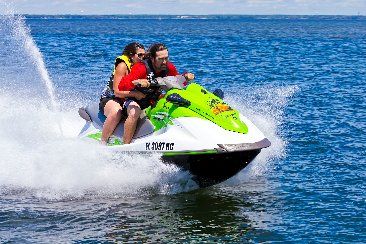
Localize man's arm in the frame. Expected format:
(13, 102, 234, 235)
(168, 62, 194, 81)
(167, 62, 179, 76)
(118, 63, 146, 91)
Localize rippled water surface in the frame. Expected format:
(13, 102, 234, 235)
(0, 14, 365, 242)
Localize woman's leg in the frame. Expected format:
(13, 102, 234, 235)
(101, 100, 123, 143)
(123, 101, 141, 144)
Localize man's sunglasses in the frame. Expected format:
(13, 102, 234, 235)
(137, 53, 145, 57)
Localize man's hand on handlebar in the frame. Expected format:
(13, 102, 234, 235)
(184, 72, 195, 81)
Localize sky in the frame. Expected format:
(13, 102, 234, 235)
(1, 0, 365, 15)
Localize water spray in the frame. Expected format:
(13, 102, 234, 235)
(1, 6, 63, 136)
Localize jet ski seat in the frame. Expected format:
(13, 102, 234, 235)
(78, 102, 155, 139)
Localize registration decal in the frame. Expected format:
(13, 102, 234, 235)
(146, 142, 175, 151)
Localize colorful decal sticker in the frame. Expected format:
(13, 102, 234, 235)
(208, 99, 232, 115)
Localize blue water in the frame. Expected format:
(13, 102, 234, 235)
(0, 14, 365, 243)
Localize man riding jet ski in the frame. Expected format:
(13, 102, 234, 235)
(101, 43, 195, 145)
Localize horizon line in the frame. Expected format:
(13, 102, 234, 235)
(3, 13, 365, 17)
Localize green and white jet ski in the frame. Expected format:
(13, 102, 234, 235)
(78, 76, 270, 187)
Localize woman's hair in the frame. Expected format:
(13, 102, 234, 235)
(123, 42, 145, 57)
(146, 43, 168, 59)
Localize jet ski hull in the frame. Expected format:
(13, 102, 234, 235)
(162, 149, 261, 187)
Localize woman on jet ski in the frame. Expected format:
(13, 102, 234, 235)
(99, 42, 146, 144)
(118, 43, 194, 144)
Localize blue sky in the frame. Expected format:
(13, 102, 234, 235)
(1, 0, 365, 15)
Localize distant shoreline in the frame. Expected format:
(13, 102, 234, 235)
(5, 14, 365, 20)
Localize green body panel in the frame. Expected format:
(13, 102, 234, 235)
(87, 132, 123, 146)
(146, 83, 248, 133)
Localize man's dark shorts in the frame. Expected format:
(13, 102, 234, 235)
(99, 97, 128, 118)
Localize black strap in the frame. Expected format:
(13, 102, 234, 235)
(109, 58, 128, 90)
(142, 59, 169, 82)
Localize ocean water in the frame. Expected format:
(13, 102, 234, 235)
(0, 11, 365, 243)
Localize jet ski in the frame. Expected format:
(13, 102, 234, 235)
(78, 76, 270, 187)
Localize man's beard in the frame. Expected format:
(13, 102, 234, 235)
(160, 64, 167, 70)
